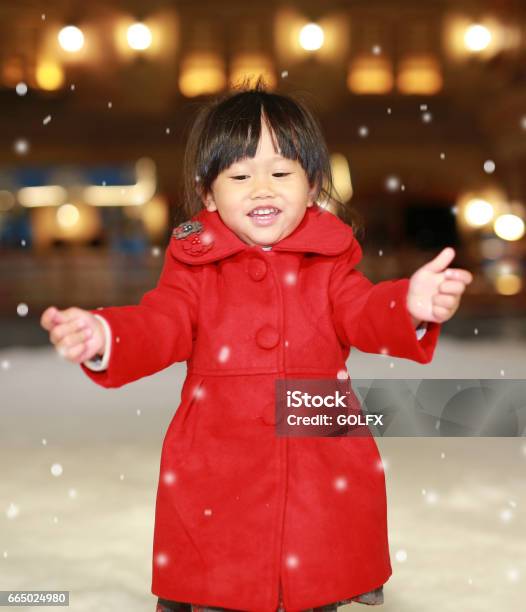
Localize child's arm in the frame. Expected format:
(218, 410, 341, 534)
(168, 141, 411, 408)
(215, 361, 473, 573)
(329, 239, 442, 363)
(42, 245, 200, 388)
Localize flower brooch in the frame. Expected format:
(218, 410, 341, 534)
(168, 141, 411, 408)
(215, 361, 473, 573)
(172, 220, 214, 256)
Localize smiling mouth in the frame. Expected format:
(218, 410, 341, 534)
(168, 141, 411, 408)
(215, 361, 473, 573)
(247, 206, 281, 217)
(247, 207, 281, 226)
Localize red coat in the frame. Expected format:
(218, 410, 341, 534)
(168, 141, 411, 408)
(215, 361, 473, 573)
(81, 204, 441, 611)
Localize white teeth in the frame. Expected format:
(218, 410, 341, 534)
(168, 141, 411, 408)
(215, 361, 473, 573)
(250, 207, 278, 216)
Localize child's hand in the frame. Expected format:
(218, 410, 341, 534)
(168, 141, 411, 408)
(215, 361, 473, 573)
(407, 247, 473, 324)
(40, 306, 106, 364)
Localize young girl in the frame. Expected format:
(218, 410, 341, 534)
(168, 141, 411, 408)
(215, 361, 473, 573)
(40, 78, 472, 612)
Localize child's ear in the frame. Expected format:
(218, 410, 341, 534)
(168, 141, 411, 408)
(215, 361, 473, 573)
(201, 189, 218, 212)
(307, 184, 318, 207)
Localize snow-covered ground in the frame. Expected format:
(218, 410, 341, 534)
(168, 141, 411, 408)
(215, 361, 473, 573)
(1, 336, 525, 611)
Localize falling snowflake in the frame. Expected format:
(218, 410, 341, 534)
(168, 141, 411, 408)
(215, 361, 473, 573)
(389, 362, 394, 368)
(500, 369, 505, 377)
(43, 115, 51, 125)
(336, 369, 348, 380)
(284, 271, 297, 285)
(6, 503, 19, 519)
(395, 549, 407, 562)
(520, 116, 526, 130)
(421, 112, 432, 123)
(165, 128, 170, 134)
(21, 239, 26, 246)
(450, 206, 458, 215)
(53, 516, 59, 524)
(136, 409, 141, 416)
(379, 249, 383, 256)
(281, 70, 288, 78)
(440, 152, 445, 159)
(507, 567, 520, 582)
(372, 45, 381, 55)
(218, 346, 231, 363)
(16, 82, 28, 96)
(51, 463, 63, 477)
(70, 84, 75, 91)
(483, 160, 495, 174)
(424, 489, 439, 504)
(1, 360, 10, 370)
(387, 107, 392, 115)
(17, 303, 28, 317)
(334, 476, 348, 491)
(440, 452, 446, 459)
(204, 508, 213, 516)
(68, 488, 77, 499)
(3, 551, 7, 558)
(119, 474, 125, 480)
(474, 328, 478, 335)
(499, 508, 513, 523)
(162, 471, 177, 485)
(14, 139, 29, 155)
(379, 347, 389, 355)
(377, 458, 389, 472)
(107, 101, 112, 109)
(389, 300, 396, 308)
(286, 554, 299, 568)
(358, 125, 369, 138)
(420, 104, 428, 111)
(41, 438, 47, 445)
(155, 552, 169, 567)
(151, 246, 161, 257)
(385, 175, 400, 192)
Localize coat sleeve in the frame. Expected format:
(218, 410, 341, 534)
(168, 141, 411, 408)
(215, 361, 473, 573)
(329, 238, 441, 364)
(79, 244, 200, 388)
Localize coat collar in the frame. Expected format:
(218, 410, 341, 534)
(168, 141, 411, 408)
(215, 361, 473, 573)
(170, 203, 354, 265)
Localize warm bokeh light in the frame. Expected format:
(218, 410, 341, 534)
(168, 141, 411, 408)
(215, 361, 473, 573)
(229, 54, 276, 90)
(464, 198, 494, 227)
(299, 23, 324, 51)
(495, 271, 522, 295)
(35, 60, 65, 90)
(347, 55, 393, 94)
(493, 214, 525, 241)
(330, 153, 353, 203)
(127, 23, 152, 50)
(56, 203, 80, 229)
(464, 24, 492, 52)
(397, 55, 443, 95)
(58, 25, 85, 53)
(179, 52, 226, 97)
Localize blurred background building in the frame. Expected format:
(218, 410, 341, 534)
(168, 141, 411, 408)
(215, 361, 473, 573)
(0, 0, 525, 344)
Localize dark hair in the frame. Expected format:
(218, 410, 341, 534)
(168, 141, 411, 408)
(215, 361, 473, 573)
(179, 76, 363, 238)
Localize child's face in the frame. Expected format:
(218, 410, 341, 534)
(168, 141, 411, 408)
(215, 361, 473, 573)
(202, 118, 317, 246)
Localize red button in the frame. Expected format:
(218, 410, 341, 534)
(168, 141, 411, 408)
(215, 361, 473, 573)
(255, 325, 280, 349)
(247, 257, 267, 281)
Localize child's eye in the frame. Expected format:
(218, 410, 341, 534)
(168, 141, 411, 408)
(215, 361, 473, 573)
(231, 175, 249, 180)
(273, 173, 291, 178)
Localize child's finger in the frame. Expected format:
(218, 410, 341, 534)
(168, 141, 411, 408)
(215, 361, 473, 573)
(439, 280, 466, 295)
(444, 268, 473, 284)
(40, 306, 60, 331)
(422, 247, 456, 273)
(60, 340, 87, 361)
(50, 318, 89, 345)
(56, 327, 93, 354)
(433, 293, 457, 309)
